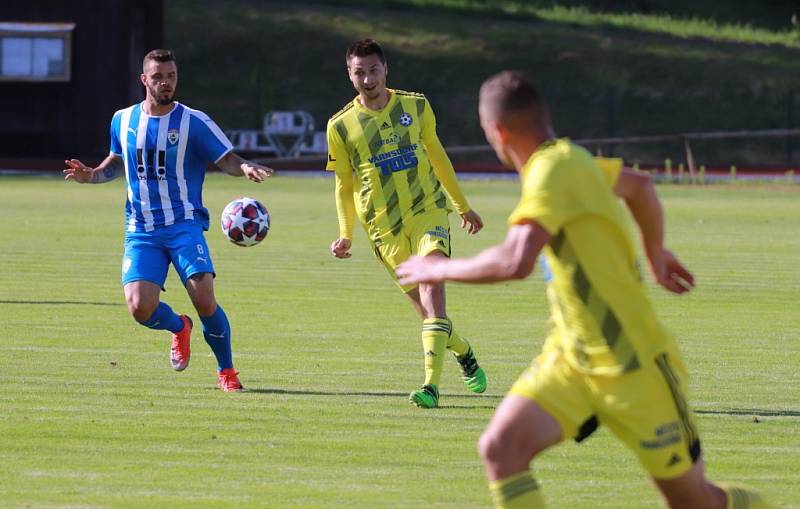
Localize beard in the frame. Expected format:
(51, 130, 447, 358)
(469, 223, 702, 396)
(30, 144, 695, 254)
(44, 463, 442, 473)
(148, 85, 175, 105)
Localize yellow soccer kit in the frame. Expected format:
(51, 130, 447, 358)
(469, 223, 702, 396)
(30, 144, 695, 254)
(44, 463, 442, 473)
(326, 89, 471, 290)
(508, 139, 701, 479)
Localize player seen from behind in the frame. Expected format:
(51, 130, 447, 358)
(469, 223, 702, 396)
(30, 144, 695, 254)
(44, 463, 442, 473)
(397, 70, 775, 509)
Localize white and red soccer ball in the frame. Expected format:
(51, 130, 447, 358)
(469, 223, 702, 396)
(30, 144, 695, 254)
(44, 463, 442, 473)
(220, 197, 270, 247)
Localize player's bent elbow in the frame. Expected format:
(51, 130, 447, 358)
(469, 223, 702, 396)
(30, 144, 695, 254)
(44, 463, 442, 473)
(507, 257, 535, 280)
(510, 268, 533, 280)
(511, 250, 536, 279)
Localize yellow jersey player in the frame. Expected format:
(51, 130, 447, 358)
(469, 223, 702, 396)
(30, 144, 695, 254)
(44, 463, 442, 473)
(397, 71, 774, 508)
(326, 39, 486, 408)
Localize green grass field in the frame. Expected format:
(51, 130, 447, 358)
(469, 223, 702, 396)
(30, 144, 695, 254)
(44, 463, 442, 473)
(1, 175, 798, 508)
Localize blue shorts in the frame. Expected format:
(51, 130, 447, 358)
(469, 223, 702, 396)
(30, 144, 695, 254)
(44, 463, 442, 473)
(122, 221, 216, 289)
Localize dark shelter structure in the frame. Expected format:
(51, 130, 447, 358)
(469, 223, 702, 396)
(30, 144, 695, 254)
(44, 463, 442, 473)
(0, 0, 162, 162)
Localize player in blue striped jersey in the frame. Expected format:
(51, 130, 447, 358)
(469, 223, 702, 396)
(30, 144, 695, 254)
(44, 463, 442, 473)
(64, 49, 274, 392)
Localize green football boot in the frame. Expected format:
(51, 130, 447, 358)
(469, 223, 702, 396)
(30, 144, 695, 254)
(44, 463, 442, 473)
(455, 348, 487, 394)
(409, 384, 439, 409)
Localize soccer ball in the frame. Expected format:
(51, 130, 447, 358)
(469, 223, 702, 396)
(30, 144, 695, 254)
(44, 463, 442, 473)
(220, 197, 270, 247)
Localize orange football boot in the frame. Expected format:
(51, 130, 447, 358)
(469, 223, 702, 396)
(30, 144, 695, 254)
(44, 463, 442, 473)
(170, 315, 192, 371)
(217, 368, 244, 392)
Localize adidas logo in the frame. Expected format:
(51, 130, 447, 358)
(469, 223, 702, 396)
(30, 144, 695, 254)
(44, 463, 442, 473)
(666, 454, 682, 467)
(380, 121, 391, 130)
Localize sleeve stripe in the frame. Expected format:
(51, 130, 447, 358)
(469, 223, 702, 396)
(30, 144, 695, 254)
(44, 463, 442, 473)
(190, 111, 233, 150)
(214, 146, 233, 164)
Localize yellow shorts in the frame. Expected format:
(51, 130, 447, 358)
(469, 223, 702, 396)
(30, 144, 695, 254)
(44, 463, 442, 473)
(510, 347, 701, 480)
(370, 208, 451, 292)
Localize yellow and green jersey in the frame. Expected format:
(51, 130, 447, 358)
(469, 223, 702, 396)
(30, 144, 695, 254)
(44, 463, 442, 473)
(509, 139, 674, 376)
(326, 89, 470, 242)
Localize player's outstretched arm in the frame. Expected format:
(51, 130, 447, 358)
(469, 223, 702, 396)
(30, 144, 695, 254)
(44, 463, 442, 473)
(397, 221, 549, 285)
(63, 155, 124, 184)
(613, 169, 695, 294)
(216, 151, 275, 182)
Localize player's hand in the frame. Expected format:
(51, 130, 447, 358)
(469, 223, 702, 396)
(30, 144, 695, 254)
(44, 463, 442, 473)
(241, 161, 275, 183)
(649, 249, 695, 294)
(396, 255, 446, 285)
(63, 159, 94, 183)
(460, 209, 484, 235)
(330, 238, 352, 259)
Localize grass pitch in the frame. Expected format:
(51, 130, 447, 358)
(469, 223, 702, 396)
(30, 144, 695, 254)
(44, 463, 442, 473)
(0, 175, 798, 508)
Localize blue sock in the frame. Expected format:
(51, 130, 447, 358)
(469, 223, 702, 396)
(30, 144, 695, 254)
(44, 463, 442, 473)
(200, 305, 233, 371)
(138, 302, 184, 333)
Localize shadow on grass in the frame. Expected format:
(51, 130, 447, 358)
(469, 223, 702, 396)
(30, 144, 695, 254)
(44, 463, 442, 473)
(0, 299, 122, 306)
(695, 408, 800, 418)
(244, 391, 799, 415)
(239, 390, 799, 415)
(437, 404, 501, 410)
(246, 387, 502, 403)
(248, 388, 409, 397)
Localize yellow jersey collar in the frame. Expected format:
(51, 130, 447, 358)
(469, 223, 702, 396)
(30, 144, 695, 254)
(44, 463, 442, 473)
(521, 137, 563, 179)
(353, 88, 396, 116)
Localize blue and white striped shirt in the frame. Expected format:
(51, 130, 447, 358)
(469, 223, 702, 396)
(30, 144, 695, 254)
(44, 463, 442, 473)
(109, 102, 232, 232)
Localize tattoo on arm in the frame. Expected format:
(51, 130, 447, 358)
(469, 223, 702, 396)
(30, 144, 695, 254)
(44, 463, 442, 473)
(91, 157, 124, 183)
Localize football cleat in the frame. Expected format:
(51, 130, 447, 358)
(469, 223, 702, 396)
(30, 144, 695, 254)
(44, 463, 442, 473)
(170, 315, 192, 371)
(217, 368, 244, 392)
(409, 384, 439, 408)
(455, 348, 487, 394)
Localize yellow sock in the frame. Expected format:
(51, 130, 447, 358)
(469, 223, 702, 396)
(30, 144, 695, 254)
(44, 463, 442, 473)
(489, 471, 546, 509)
(445, 319, 471, 357)
(720, 483, 775, 509)
(421, 318, 448, 387)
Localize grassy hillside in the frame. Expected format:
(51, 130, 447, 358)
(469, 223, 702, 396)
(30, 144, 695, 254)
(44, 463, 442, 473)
(325, 0, 800, 45)
(167, 0, 800, 165)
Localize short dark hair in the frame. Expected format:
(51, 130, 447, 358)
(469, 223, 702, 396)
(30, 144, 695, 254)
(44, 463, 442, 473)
(479, 70, 543, 123)
(143, 49, 176, 68)
(346, 39, 386, 65)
